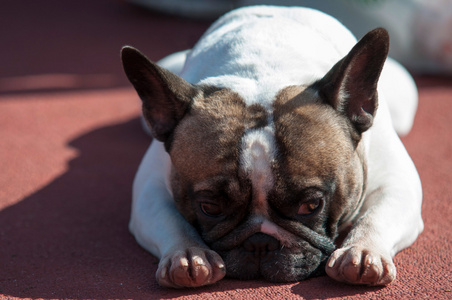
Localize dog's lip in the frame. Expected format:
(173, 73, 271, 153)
(208, 215, 336, 255)
(207, 216, 284, 251)
(258, 217, 299, 247)
(275, 218, 336, 254)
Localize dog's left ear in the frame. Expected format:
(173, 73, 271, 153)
(121, 46, 200, 142)
(314, 28, 389, 134)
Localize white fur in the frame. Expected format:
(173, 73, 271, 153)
(130, 6, 423, 286)
(240, 126, 276, 215)
(181, 6, 356, 108)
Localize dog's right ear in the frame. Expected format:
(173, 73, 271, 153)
(313, 28, 389, 136)
(121, 46, 199, 142)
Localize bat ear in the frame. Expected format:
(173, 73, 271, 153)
(121, 46, 200, 142)
(313, 28, 389, 134)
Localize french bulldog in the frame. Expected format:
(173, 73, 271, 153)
(121, 6, 423, 288)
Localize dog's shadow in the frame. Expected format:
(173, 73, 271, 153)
(0, 118, 158, 299)
(0, 117, 380, 299)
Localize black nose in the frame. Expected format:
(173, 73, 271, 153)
(243, 233, 280, 258)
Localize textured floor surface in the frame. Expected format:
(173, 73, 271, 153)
(1, 1, 451, 299)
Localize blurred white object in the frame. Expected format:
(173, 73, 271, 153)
(322, 0, 452, 74)
(414, 0, 452, 73)
(129, 0, 452, 74)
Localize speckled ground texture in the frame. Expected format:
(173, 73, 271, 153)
(1, 1, 451, 299)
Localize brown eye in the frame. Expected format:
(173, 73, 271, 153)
(200, 203, 222, 217)
(297, 198, 320, 215)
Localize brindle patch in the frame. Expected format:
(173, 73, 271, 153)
(170, 87, 269, 181)
(246, 104, 268, 130)
(169, 87, 269, 225)
(271, 85, 367, 240)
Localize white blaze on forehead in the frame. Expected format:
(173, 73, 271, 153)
(240, 126, 276, 214)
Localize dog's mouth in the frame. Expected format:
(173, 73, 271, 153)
(208, 221, 336, 282)
(216, 232, 332, 282)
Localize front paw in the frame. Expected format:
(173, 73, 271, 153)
(156, 246, 226, 288)
(325, 246, 396, 285)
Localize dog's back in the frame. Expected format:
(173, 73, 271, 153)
(181, 6, 356, 105)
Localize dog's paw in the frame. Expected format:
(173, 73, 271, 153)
(325, 246, 396, 286)
(156, 247, 226, 288)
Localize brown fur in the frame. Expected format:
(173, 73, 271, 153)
(169, 88, 270, 227)
(168, 83, 367, 245)
(271, 85, 367, 239)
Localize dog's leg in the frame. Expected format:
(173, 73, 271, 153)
(326, 100, 424, 285)
(130, 142, 226, 288)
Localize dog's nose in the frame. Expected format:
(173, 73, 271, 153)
(243, 233, 280, 258)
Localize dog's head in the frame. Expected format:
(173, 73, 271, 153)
(122, 28, 389, 282)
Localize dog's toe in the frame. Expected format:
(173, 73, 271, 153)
(156, 247, 226, 288)
(326, 246, 396, 286)
(361, 254, 382, 284)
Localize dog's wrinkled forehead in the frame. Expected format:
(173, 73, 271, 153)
(170, 85, 351, 188)
(170, 87, 268, 182)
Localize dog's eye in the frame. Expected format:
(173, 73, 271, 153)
(297, 198, 320, 215)
(200, 202, 222, 217)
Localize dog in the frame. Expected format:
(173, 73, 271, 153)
(121, 6, 424, 288)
